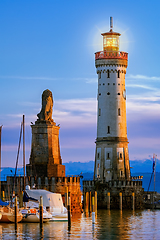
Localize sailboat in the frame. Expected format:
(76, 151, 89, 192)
(0, 120, 23, 223)
(144, 154, 159, 209)
(0, 206, 22, 223)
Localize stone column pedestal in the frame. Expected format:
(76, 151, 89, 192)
(26, 121, 65, 178)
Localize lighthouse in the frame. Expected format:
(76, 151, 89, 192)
(94, 17, 131, 182)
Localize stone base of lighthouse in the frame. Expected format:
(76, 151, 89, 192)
(26, 121, 65, 178)
(83, 178, 144, 209)
(94, 137, 130, 182)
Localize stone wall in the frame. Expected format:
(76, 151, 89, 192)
(83, 179, 144, 209)
(6, 176, 82, 212)
(7, 176, 80, 194)
(27, 122, 65, 178)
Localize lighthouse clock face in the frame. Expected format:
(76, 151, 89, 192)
(123, 89, 126, 100)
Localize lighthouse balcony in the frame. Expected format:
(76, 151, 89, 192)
(95, 51, 128, 60)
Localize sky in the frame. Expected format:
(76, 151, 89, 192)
(0, 0, 160, 167)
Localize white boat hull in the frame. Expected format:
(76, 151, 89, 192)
(51, 212, 68, 222)
(22, 213, 39, 223)
(21, 209, 52, 223)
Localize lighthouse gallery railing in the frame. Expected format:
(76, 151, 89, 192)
(95, 51, 128, 60)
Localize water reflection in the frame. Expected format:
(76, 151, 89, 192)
(0, 210, 159, 239)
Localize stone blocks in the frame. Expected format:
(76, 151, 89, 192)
(27, 121, 65, 178)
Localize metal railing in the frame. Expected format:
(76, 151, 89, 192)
(95, 51, 128, 60)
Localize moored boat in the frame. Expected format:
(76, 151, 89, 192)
(23, 187, 68, 222)
(21, 208, 52, 223)
(51, 212, 68, 222)
(0, 206, 22, 223)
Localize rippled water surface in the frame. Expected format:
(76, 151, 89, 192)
(0, 210, 160, 239)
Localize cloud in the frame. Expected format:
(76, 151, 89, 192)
(18, 102, 39, 107)
(61, 137, 95, 149)
(0, 76, 59, 81)
(0, 75, 97, 84)
(55, 98, 97, 113)
(2, 144, 31, 152)
(124, 73, 160, 121)
(127, 101, 160, 119)
(3, 89, 160, 130)
(128, 132, 160, 160)
(129, 137, 160, 149)
(54, 112, 97, 129)
(126, 83, 158, 91)
(83, 78, 97, 83)
(2, 98, 97, 129)
(53, 98, 97, 128)
(127, 74, 160, 81)
(0, 114, 37, 128)
(128, 95, 160, 102)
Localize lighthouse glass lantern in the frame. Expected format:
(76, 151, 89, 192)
(102, 32, 120, 52)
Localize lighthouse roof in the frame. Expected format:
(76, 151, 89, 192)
(101, 29, 121, 36)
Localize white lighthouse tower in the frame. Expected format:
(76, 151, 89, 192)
(94, 17, 130, 182)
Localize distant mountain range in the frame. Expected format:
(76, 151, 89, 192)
(64, 159, 160, 175)
(64, 161, 94, 176)
(1, 159, 159, 192)
(129, 159, 160, 173)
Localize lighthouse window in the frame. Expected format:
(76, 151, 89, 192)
(118, 93, 120, 95)
(107, 153, 110, 159)
(99, 108, 101, 116)
(99, 93, 101, 96)
(108, 83, 110, 85)
(98, 72, 101, 79)
(120, 153, 122, 159)
(113, 83, 115, 85)
(118, 70, 120, 78)
(107, 126, 110, 134)
(107, 70, 110, 78)
(107, 92, 110, 95)
(103, 83, 105, 85)
(118, 108, 121, 116)
(97, 153, 100, 159)
(118, 83, 120, 85)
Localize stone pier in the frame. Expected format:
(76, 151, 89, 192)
(83, 178, 144, 209)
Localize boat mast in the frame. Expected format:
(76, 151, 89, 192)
(23, 115, 25, 191)
(154, 154, 157, 195)
(12, 122, 23, 198)
(0, 125, 2, 197)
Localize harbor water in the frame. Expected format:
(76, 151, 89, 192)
(0, 209, 159, 239)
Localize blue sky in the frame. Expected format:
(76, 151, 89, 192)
(0, 0, 160, 167)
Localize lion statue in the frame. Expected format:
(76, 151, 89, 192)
(37, 89, 53, 122)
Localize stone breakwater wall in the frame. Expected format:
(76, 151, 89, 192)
(83, 180, 144, 209)
(7, 176, 81, 194)
(5, 176, 82, 212)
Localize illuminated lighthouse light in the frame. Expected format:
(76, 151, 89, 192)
(105, 37, 119, 49)
(103, 35, 120, 51)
